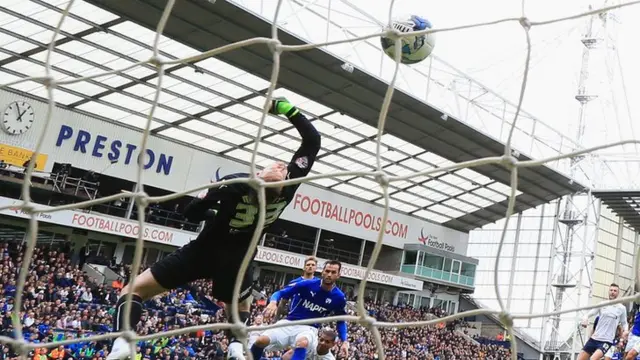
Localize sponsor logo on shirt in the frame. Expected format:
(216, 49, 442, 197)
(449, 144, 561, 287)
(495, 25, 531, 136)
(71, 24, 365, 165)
(302, 299, 327, 313)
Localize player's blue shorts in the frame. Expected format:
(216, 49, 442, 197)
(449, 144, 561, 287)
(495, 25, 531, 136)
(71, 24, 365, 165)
(582, 338, 612, 355)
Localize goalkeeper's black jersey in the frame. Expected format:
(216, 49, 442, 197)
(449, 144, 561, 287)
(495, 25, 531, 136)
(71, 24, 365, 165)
(182, 111, 320, 243)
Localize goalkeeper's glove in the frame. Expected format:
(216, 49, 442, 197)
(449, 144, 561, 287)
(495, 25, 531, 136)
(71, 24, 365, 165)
(269, 97, 299, 118)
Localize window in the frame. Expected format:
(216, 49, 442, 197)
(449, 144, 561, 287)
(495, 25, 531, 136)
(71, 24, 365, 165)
(403, 251, 418, 265)
(461, 263, 476, 277)
(423, 253, 444, 269)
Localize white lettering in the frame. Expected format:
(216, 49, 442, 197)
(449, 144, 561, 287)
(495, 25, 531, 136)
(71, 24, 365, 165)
(252, 249, 421, 289)
(255, 249, 303, 268)
(70, 213, 174, 243)
(293, 193, 409, 240)
(302, 299, 327, 313)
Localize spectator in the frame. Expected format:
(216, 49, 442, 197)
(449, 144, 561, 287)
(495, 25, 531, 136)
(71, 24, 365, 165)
(0, 239, 511, 360)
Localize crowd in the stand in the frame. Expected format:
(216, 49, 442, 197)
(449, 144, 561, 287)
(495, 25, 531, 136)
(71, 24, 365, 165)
(0, 240, 512, 360)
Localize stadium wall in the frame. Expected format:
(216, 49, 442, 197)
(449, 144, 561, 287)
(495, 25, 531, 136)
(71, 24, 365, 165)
(0, 196, 425, 291)
(0, 90, 470, 255)
(590, 203, 637, 305)
(466, 203, 557, 342)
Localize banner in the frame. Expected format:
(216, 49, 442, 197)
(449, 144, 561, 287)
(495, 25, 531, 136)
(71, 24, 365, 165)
(0, 143, 48, 171)
(0, 196, 423, 290)
(0, 196, 192, 246)
(255, 247, 423, 290)
(281, 185, 469, 255)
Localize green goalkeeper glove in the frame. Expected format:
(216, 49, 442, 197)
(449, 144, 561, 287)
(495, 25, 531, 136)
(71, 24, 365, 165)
(269, 97, 299, 118)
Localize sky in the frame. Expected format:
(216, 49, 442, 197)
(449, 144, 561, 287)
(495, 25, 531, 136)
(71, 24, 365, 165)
(231, 0, 640, 189)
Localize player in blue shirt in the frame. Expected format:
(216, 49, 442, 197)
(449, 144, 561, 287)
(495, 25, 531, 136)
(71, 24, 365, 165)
(288, 256, 319, 288)
(624, 303, 640, 360)
(278, 256, 318, 316)
(250, 260, 349, 360)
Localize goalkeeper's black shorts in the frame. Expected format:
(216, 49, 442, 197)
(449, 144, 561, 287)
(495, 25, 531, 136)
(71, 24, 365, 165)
(150, 237, 255, 303)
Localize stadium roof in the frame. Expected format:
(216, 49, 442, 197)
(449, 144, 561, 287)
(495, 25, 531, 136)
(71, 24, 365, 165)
(592, 190, 640, 232)
(0, 0, 586, 233)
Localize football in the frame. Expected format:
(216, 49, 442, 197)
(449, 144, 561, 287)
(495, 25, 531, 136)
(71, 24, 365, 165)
(380, 15, 436, 64)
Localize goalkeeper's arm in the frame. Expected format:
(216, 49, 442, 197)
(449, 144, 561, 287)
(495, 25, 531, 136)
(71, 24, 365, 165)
(269, 98, 321, 182)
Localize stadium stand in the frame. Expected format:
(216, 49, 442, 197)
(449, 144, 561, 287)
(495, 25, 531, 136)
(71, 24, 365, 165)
(0, 239, 513, 360)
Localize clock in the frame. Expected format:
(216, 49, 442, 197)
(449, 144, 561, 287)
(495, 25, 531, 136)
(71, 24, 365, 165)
(2, 101, 35, 135)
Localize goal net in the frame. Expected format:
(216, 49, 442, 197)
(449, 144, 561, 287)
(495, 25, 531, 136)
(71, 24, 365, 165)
(2, 0, 640, 359)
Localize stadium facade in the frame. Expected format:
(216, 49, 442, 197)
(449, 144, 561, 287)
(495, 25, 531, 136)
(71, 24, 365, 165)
(0, 87, 471, 312)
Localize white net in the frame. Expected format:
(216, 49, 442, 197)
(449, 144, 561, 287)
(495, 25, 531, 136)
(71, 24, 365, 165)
(2, 0, 640, 359)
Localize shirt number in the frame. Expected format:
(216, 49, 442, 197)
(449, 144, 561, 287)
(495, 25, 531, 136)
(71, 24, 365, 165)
(229, 201, 287, 228)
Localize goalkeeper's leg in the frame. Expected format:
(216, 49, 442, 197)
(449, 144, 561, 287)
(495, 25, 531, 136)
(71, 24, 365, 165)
(108, 241, 208, 360)
(216, 263, 256, 360)
(225, 297, 253, 360)
(108, 269, 164, 360)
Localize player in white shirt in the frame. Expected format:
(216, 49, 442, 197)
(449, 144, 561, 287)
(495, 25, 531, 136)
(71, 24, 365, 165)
(588, 315, 626, 360)
(282, 329, 337, 360)
(247, 315, 266, 349)
(579, 283, 629, 360)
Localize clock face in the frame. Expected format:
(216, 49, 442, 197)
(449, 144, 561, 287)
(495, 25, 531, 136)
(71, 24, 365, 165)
(2, 101, 35, 135)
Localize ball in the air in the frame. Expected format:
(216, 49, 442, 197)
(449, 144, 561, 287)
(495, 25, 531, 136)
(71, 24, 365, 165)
(380, 15, 435, 64)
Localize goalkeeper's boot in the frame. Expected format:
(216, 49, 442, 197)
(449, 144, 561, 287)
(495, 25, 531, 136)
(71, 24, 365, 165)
(268, 97, 298, 117)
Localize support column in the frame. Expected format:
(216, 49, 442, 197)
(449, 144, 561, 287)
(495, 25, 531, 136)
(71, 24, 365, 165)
(125, 184, 136, 220)
(70, 234, 88, 266)
(528, 203, 546, 328)
(541, 200, 562, 353)
(506, 213, 523, 312)
(632, 232, 639, 293)
(114, 243, 126, 264)
(358, 239, 366, 266)
(312, 228, 321, 256)
(614, 217, 624, 284)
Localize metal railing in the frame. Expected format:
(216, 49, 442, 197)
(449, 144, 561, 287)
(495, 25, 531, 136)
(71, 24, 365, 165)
(264, 234, 369, 266)
(88, 202, 200, 232)
(0, 165, 99, 200)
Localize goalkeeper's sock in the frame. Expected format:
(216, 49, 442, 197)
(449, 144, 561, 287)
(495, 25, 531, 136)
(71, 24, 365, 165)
(113, 294, 143, 332)
(291, 347, 307, 360)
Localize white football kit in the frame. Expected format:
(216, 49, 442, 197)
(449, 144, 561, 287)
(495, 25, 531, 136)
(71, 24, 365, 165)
(587, 303, 628, 342)
(306, 347, 335, 360)
(252, 320, 334, 359)
(262, 319, 319, 353)
(628, 333, 640, 353)
(248, 326, 276, 353)
(301, 330, 335, 360)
